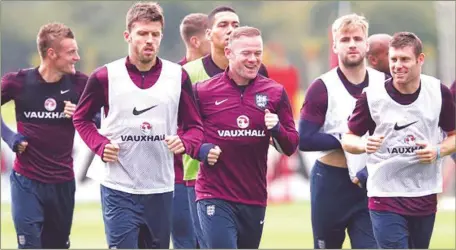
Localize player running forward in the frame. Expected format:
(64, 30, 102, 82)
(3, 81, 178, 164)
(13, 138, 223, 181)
(72, 2, 203, 249)
(172, 12, 210, 249)
(299, 13, 384, 249)
(1, 22, 87, 249)
(194, 26, 298, 249)
(182, 7, 269, 247)
(342, 31, 456, 249)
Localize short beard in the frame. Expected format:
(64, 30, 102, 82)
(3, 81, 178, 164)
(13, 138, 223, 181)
(139, 57, 153, 64)
(341, 57, 364, 68)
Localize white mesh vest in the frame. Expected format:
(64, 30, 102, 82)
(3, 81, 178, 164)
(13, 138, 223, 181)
(317, 67, 385, 179)
(365, 74, 443, 197)
(88, 58, 181, 194)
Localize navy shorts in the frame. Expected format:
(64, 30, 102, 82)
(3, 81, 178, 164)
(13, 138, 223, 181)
(171, 183, 196, 248)
(197, 198, 266, 249)
(310, 161, 377, 249)
(187, 185, 206, 248)
(100, 185, 173, 249)
(370, 210, 436, 249)
(10, 170, 75, 249)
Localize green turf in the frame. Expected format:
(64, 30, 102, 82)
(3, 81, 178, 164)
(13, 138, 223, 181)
(1, 202, 454, 249)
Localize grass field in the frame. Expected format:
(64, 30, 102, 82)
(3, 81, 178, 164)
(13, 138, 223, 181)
(1, 202, 455, 249)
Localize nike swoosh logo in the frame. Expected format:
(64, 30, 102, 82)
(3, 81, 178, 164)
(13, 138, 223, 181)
(132, 105, 157, 115)
(394, 121, 418, 131)
(61, 90, 70, 94)
(215, 99, 228, 106)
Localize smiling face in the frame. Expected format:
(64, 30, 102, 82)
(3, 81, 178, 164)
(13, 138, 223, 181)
(388, 32, 424, 86)
(226, 35, 263, 80)
(37, 23, 80, 75)
(225, 27, 263, 84)
(50, 38, 80, 75)
(389, 45, 424, 86)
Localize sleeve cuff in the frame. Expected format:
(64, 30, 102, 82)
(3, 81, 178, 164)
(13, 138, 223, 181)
(269, 122, 281, 136)
(12, 134, 27, 152)
(97, 140, 110, 161)
(356, 166, 368, 188)
(198, 143, 215, 163)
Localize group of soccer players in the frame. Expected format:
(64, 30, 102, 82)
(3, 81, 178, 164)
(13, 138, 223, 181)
(1, 1, 455, 249)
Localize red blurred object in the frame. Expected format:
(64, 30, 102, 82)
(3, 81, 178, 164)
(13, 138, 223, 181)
(1, 151, 6, 173)
(267, 66, 299, 111)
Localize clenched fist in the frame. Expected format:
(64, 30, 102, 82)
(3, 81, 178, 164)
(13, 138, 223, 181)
(103, 143, 120, 162)
(165, 135, 185, 154)
(15, 141, 28, 154)
(64, 101, 76, 118)
(415, 141, 438, 164)
(207, 146, 222, 166)
(365, 136, 384, 154)
(264, 109, 279, 130)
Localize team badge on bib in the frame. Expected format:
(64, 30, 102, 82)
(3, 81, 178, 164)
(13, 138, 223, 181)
(140, 122, 152, 135)
(255, 93, 268, 109)
(44, 98, 57, 111)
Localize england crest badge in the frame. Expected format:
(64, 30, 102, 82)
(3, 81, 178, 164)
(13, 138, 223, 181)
(255, 93, 268, 109)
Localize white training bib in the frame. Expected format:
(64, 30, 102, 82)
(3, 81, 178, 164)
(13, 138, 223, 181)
(365, 74, 443, 197)
(87, 58, 181, 194)
(317, 67, 385, 179)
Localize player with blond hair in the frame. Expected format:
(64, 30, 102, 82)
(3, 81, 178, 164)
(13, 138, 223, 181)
(299, 13, 386, 249)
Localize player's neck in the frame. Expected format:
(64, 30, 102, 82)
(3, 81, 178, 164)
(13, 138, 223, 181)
(38, 63, 64, 83)
(339, 63, 366, 85)
(227, 69, 249, 86)
(393, 76, 421, 94)
(185, 48, 205, 62)
(211, 47, 228, 70)
(130, 54, 157, 72)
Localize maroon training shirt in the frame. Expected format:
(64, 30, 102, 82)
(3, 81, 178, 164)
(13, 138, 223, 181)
(184, 54, 269, 187)
(194, 69, 298, 206)
(1, 68, 88, 183)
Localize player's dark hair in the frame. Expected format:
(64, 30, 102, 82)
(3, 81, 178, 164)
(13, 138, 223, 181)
(126, 1, 164, 32)
(390, 32, 423, 58)
(208, 6, 236, 28)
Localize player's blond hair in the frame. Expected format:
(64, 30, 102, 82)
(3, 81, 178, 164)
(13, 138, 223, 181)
(332, 13, 369, 42)
(126, 1, 164, 32)
(37, 22, 75, 59)
(228, 26, 261, 45)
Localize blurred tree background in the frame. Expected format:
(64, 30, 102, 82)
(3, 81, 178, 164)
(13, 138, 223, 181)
(1, 1, 453, 88)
